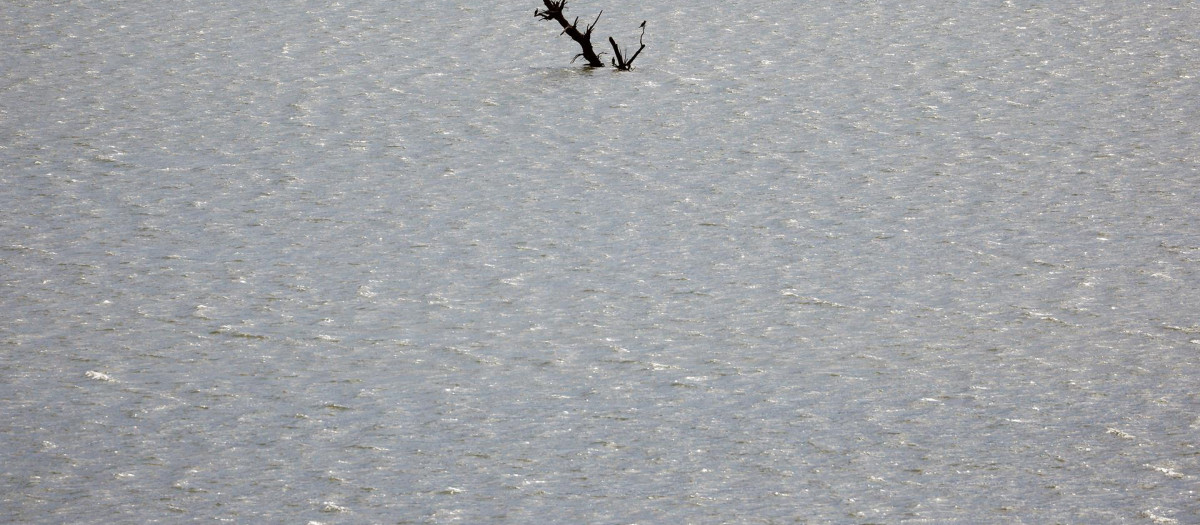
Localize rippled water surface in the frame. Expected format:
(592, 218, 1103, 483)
(3, 0, 1199, 522)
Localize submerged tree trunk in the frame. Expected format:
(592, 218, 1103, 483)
(534, 0, 605, 67)
(535, 0, 646, 70)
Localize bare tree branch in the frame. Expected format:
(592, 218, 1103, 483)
(609, 21, 646, 70)
(534, 1, 646, 70)
(534, 0, 604, 67)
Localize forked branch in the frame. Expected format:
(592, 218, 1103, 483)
(609, 21, 646, 70)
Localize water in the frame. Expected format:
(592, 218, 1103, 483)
(3, 0, 1198, 522)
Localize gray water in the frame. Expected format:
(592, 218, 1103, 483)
(3, 0, 1199, 523)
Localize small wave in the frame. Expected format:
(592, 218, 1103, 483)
(84, 370, 113, 382)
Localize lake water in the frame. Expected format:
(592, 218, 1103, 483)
(3, 0, 1199, 522)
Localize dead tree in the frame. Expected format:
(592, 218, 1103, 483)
(609, 21, 646, 70)
(534, 0, 646, 70)
(534, 0, 605, 67)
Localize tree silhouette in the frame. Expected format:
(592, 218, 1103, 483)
(534, 0, 646, 70)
